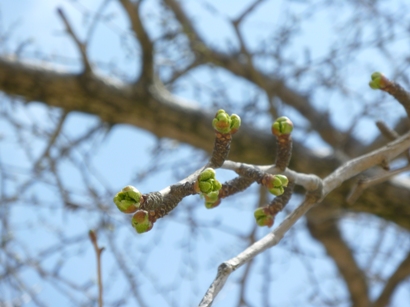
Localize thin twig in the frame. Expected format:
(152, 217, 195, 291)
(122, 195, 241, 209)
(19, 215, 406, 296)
(370, 251, 410, 307)
(57, 8, 92, 73)
(375, 120, 400, 140)
(375, 120, 410, 163)
(198, 193, 321, 307)
(119, 0, 154, 80)
(346, 164, 410, 205)
(89, 230, 104, 307)
(34, 111, 69, 171)
(306, 210, 370, 307)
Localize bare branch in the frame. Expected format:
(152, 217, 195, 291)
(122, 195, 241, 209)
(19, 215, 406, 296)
(200, 129, 410, 305)
(323, 131, 410, 197)
(34, 111, 69, 170)
(371, 251, 410, 307)
(233, 0, 267, 26)
(162, 0, 363, 158)
(163, 0, 205, 48)
(199, 193, 321, 307)
(89, 230, 105, 307)
(375, 120, 410, 163)
(119, 0, 154, 81)
(376, 120, 400, 140)
(307, 209, 370, 307)
(57, 8, 92, 73)
(347, 164, 410, 205)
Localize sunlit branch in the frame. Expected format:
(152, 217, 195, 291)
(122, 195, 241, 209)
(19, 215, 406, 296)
(199, 129, 410, 306)
(198, 193, 321, 307)
(323, 131, 410, 196)
(347, 164, 410, 205)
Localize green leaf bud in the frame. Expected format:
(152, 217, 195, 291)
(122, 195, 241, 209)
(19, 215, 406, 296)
(196, 168, 221, 194)
(369, 72, 383, 90)
(213, 179, 222, 191)
(269, 186, 284, 196)
(113, 185, 142, 214)
(199, 181, 213, 194)
(212, 109, 232, 134)
(131, 210, 153, 233)
(205, 202, 217, 209)
(271, 116, 293, 136)
(199, 168, 216, 181)
(265, 174, 288, 196)
(204, 192, 221, 209)
(229, 114, 241, 134)
(254, 207, 274, 227)
(204, 191, 219, 203)
(275, 174, 289, 187)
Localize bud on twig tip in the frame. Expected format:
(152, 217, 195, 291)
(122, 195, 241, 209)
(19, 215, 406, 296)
(272, 117, 293, 136)
(212, 109, 241, 134)
(254, 207, 274, 227)
(113, 185, 142, 214)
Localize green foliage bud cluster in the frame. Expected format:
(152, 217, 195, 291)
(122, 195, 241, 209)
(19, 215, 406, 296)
(271, 116, 293, 136)
(265, 174, 288, 196)
(196, 168, 222, 209)
(369, 72, 383, 90)
(254, 207, 274, 227)
(212, 109, 241, 134)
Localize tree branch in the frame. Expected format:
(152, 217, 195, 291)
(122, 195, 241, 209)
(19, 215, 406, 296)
(119, 0, 154, 81)
(199, 131, 410, 306)
(88, 230, 104, 307)
(371, 251, 410, 307)
(162, 0, 360, 155)
(306, 209, 370, 307)
(1, 56, 410, 230)
(57, 8, 92, 73)
(199, 194, 322, 307)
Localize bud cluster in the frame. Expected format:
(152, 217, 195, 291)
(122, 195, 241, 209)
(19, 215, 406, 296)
(194, 168, 222, 209)
(212, 109, 241, 135)
(113, 111, 298, 233)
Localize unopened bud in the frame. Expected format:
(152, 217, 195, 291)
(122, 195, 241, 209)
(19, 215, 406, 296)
(113, 185, 142, 213)
(272, 116, 293, 136)
(131, 210, 153, 233)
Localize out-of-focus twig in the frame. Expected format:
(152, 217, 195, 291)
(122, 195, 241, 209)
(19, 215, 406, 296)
(89, 230, 105, 307)
(347, 164, 410, 205)
(370, 251, 410, 307)
(57, 8, 92, 73)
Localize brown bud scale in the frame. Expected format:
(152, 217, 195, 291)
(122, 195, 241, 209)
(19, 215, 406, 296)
(209, 132, 232, 168)
(265, 181, 295, 216)
(275, 134, 292, 171)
